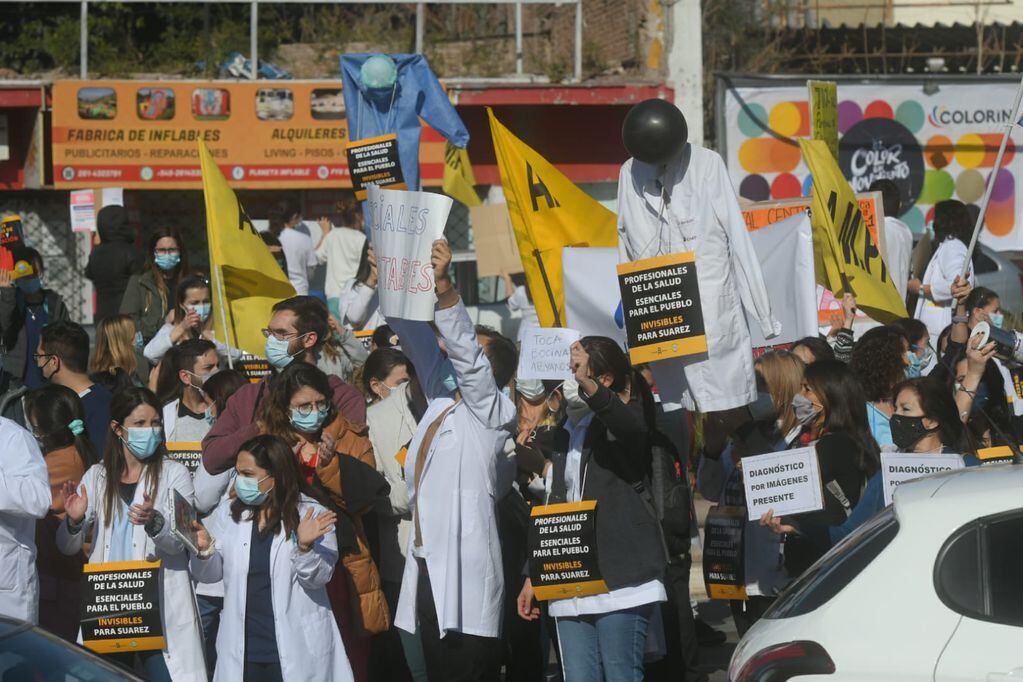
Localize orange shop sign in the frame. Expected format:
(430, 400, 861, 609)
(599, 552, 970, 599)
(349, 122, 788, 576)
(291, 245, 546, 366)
(51, 80, 445, 189)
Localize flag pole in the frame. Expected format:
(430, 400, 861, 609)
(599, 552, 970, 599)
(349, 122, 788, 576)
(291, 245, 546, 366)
(961, 74, 1023, 278)
(213, 262, 235, 370)
(532, 248, 562, 327)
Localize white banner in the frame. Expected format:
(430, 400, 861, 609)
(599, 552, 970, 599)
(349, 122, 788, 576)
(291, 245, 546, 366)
(722, 78, 1023, 249)
(367, 186, 452, 321)
(742, 446, 824, 521)
(746, 213, 818, 348)
(563, 247, 628, 350)
(517, 327, 580, 381)
(880, 452, 965, 505)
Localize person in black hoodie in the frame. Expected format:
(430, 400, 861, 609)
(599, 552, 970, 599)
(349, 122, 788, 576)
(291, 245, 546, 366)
(517, 337, 666, 682)
(85, 205, 139, 325)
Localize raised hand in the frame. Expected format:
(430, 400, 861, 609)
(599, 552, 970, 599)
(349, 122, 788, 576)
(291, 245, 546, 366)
(570, 341, 591, 383)
(431, 239, 452, 285)
(297, 508, 337, 552)
(63, 481, 88, 523)
(366, 245, 379, 289)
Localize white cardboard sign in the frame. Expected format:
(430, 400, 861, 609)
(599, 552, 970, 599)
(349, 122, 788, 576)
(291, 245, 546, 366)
(367, 186, 452, 322)
(880, 452, 965, 506)
(517, 327, 581, 381)
(742, 446, 824, 521)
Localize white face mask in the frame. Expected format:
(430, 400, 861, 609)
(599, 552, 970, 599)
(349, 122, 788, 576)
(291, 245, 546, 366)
(562, 378, 591, 425)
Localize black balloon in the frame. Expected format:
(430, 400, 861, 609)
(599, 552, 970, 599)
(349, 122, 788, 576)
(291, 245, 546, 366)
(622, 99, 688, 165)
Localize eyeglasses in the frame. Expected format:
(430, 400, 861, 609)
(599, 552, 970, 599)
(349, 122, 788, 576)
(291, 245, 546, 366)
(292, 400, 327, 416)
(261, 328, 300, 341)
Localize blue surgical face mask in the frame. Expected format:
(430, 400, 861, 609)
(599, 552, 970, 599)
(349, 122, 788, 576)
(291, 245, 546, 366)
(16, 276, 41, 294)
(121, 426, 162, 460)
(204, 405, 216, 426)
(989, 312, 1005, 329)
(133, 331, 145, 351)
(906, 351, 923, 378)
(190, 303, 212, 322)
(154, 253, 181, 271)
(290, 406, 329, 433)
(265, 333, 308, 370)
(235, 474, 272, 506)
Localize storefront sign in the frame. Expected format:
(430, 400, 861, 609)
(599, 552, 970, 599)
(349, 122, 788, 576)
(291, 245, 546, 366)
(52, 80, 444, 189)
(527, 500, 608, 601)
(742, 446, 824, 521)
(81, 560, 164, 654)
(617, 252, 706, 365)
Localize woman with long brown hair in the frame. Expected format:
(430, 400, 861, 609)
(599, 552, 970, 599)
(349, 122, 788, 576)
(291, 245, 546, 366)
(144, 274, 240, 365)
(90, 313, 149, 391)
(56, 387, 205, 680)
(119, 227, 190, 343)
(191, 434, 352, 682)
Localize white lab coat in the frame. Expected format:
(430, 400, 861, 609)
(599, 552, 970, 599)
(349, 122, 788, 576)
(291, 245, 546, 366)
(143, 323, 242, 365)
(366, 382, 417, 584)
(389, 297, 517, 639)
(339, 279, 384, 331)
(883, 216, 914, 302)
(190, 495, 353, 682)
(56, 460, 206, 682)
(914, 238, 975, 343)
(0, 419, 51, 623)
(616, 145, 780, 412)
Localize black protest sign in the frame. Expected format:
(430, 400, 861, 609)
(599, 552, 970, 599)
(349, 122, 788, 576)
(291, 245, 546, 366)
(346, 133, 406, 200)
(237, 353, 271, 384)
(616, 251, 707, 365)
(0, 215, 24, 249)
(702, 506, 747, 601)
(527, 500, 608, 601)
(81, 560, 164, 654)
(165, 442, 202, 474)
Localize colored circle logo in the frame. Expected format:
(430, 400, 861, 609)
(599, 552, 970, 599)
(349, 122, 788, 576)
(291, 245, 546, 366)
(838, 117, 925, 209)
(62, 167, 75, 181)
(232, 167, 245, 181)
(140, 166, 154, 181)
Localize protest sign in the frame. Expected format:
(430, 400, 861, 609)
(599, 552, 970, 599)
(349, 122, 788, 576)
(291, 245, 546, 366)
(471, 203, 522, 278)
(70, 189, 97, 232)
(346, 133, 406, 200)
(703, 506, 747, 600)
(237, 354, 272, 384)
(517, 327, 580, 381)
(563, 247, 627, 350)
(977, 446, 1020, 463)
(165, 442, 202, 473)
(880, 453, 965, 505)
(746, 213, 817, 349)
(81, 560, 164, 654)
(742, 446, 824, 521)
(0, 215, 23, 249)
(367, 186, 452, 321)
(616, 252, 706, 365)
(808, 80, 839, 160)
(527, 500, 608, 601)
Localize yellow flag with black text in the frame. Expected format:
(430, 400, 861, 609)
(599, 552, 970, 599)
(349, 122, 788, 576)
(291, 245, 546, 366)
(800, 139, 908, 322)
(487, 108, 618, 327)
(442, 142, 481, 207)
(199, 139, 296, 356)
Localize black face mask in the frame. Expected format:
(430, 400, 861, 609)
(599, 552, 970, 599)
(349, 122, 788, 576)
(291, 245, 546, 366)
(889, 414, 938, 451)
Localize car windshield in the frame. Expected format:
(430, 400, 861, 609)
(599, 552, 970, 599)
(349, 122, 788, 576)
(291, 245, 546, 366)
(0, 621, 140, 680)
(765, 506, 899, 619)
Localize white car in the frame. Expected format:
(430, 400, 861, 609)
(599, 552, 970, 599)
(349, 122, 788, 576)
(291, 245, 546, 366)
(729, 462, 1023, 681)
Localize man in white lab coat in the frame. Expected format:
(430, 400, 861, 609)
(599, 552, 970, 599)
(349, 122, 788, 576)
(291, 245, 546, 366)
(388, 239, 517, 681)
(617, 142, 781, 414)
(0, 416, 52, 624)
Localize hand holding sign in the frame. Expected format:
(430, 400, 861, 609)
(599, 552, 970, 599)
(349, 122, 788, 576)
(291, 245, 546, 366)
(297, 508, 337, 552)
(759, 509, 797, 535)
(0, 248, 13, 287)
(570, 341, 591, 383)
(192, 521, 212, 554)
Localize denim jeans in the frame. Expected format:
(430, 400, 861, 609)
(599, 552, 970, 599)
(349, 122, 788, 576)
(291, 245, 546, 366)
(556, 604, 655, 682)
(196, 594, 223, 677)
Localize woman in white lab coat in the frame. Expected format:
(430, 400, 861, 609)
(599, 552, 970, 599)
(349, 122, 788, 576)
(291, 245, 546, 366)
(0, 417, 51, 624)
(910, 199, 975, 342)
(190, 434, 353, 682)
(616, 144, 780, 413)
(57, 386, 205, 681)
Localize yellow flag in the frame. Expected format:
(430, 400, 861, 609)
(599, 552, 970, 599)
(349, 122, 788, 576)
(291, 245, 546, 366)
(442, 142, 481, 207)
(199, 140, 296, 356)
(800, 139, 908, 322)
(487, 108, 617, 327)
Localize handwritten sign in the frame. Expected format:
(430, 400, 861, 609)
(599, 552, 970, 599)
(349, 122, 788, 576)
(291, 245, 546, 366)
(703, 505, 747, 600)
(808, 80, 838, 160)
(880, 452, 965, 505)
(346, 133, 406, 200)
(81, 560, 164, 654)
(742, 446, 824, 521)
(527, 500, 608, 601)
(165, 442, 202, 474)
(616, 251, 706, 365)
(367, 186, 452, 322)
(517, 328, 580, 381)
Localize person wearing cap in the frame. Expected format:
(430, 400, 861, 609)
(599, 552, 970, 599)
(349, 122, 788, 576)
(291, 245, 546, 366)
(85, 205, 140, 326)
